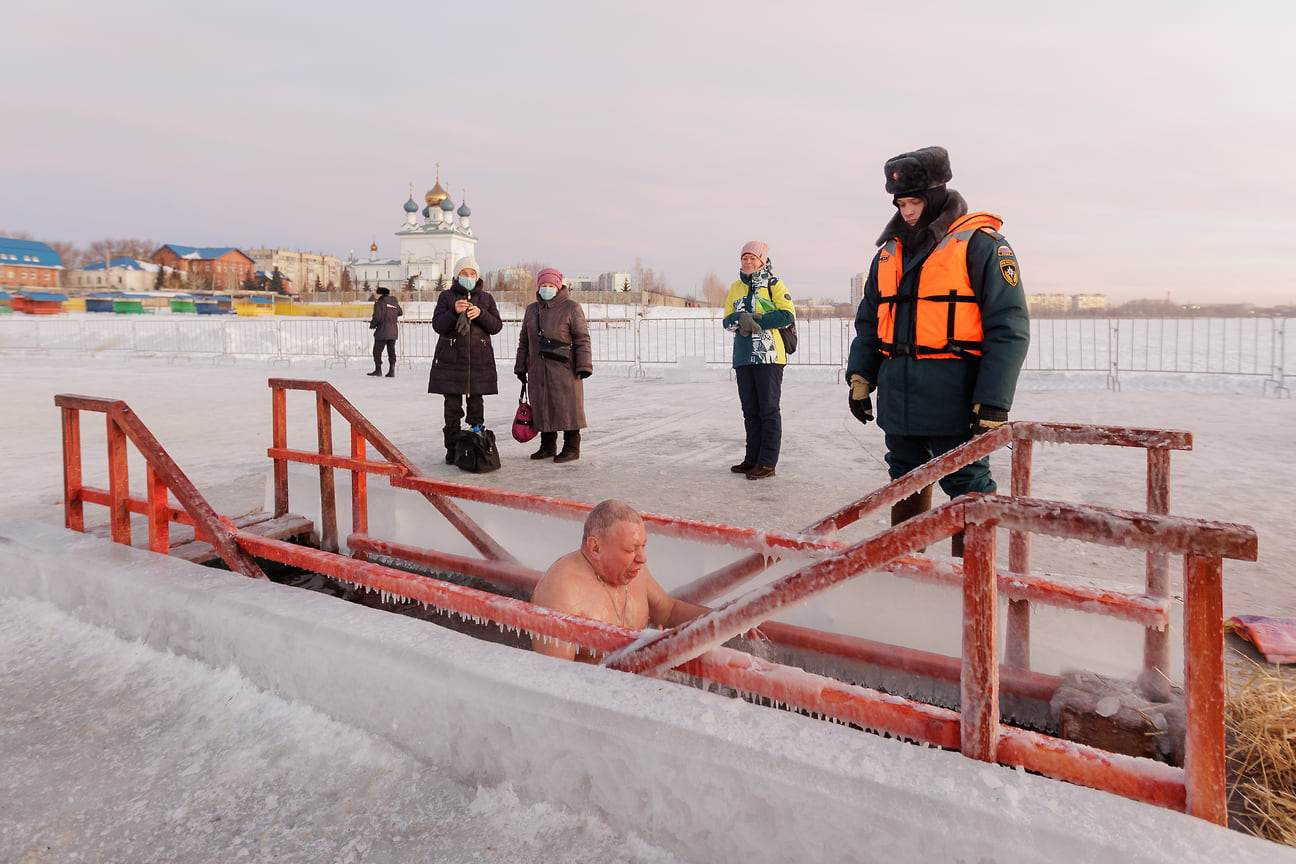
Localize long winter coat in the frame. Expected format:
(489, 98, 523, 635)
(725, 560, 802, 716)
(369, 295, 402, 341)
(846, 190, 1030, 436)
(514, 286, 593, 432)
(426, 280, 502, 396)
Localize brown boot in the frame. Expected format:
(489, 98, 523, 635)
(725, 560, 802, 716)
(890, 484, 933, 553)
(554, 430, 581, 463)
(530, 432, 558, 460)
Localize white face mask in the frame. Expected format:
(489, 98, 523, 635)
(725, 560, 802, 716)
(538, 285, 558, 301)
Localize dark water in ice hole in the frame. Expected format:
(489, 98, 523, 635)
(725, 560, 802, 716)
(257, 555, 538, 651)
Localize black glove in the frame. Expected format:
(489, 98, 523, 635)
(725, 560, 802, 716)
(578, 370, 591, 379)
(971, 403, 1009, 435)
(516, 371, 527, 384)
(848, 375, 874, 426)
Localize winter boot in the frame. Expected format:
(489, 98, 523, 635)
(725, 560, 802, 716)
(530, 432, 558, 460)
(366, 365, 382, 377)
(890, 484, 933, 553)
(444, 428, 459, 465)
(385, 365, 395, 378)
(554, 430, 581, 464)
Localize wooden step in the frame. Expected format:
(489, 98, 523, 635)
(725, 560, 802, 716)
(87, 511, 316, 564)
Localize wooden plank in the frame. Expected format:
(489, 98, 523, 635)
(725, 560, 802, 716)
(171, 513, 316, 564)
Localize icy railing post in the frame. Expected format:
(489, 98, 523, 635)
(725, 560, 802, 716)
(272, 386, 289, 517)
(107, 412, 131, 545)
(60, 405, 84, 532)
(145, 462, 170, 554)
(1140, 446, 1173, 701)
(1005, 435, 1033, 669)
(350, 426, 369, 556)
(960, 520, 1000, 762)
(316, 390, 339, 553)
(1183, 554, 1226, 825)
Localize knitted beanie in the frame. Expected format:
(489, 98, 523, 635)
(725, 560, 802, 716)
(740, 241, 769, 265)
(537, 267, 564, 287)
(453, 256, 479, 277)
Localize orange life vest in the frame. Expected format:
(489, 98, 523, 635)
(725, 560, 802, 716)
(876, 212, 1003, 359)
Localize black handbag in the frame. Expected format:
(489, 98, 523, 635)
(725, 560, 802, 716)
(453, 427, 501, 474)
(538, 327, 572, 363)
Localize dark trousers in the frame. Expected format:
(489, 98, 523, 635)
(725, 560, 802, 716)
(735, 364, 783, 467)
(373, 339, 396, 368)
(883, 432, 996, 497)
(443, 394, 485, 447)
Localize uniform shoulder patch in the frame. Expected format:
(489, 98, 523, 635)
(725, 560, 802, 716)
(999, 259, 1019, 287)
(997, 244, 1013, 257)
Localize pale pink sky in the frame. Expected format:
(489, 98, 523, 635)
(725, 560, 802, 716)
(2, 0, 1292, 304)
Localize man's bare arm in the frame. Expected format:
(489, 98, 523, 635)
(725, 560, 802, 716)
(645, 573, 708, 629)
(530, 567, 586, 661)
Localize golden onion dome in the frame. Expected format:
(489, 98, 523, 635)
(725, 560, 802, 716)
(425, 181, 448, 206)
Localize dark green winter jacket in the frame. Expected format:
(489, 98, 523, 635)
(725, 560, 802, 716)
(846, 192, 1030, 436)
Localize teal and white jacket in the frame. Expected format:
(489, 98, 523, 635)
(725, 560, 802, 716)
(722, 276, 796, 367)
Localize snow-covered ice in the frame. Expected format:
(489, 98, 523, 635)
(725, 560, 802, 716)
(1, 340, 1295, 862)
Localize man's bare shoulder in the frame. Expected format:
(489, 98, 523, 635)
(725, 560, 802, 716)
(532, 552, 593, 615)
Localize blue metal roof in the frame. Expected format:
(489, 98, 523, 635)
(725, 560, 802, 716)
(18, 291, 68, 301)
(156, 244, 251, 262)
(0, 237, 63, 268)
(84, 257, 157, 271)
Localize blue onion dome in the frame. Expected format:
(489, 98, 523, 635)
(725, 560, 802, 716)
(422, 206, 430, 218)
(457, 201, 471, 217)
(403, 196, 419, 213)
(439, 196, 455, 212)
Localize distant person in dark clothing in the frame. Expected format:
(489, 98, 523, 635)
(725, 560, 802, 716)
(368, 287, 403, 377)
(427, 257, 503, 464)
(515, 268, 593, 464)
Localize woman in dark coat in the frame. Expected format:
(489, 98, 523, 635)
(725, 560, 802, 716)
(514, 267, 592, 463)
(427, 256, 503, 464)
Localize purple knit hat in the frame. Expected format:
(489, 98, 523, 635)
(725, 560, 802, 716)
(537, 267, 564, 288)
(740, 241, 769, 265)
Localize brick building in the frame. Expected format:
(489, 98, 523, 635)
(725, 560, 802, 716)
(152, 244, 255, 292)
(0, 237, 63, 290)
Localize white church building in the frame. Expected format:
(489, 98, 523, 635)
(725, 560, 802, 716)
(348, 170, 477, 292)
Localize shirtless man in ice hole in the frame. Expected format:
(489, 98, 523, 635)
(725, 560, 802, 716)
(531, 499, 706, 663)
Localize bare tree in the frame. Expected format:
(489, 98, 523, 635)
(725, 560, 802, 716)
(632, 258, 671, 297)
(45, 240, 84, 270)
(700, 271, 728, 308)
(87, 238, 157, 265)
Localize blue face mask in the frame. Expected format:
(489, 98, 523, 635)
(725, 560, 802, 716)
(457, 275, 476, 291)
(538, 285, 558, 301)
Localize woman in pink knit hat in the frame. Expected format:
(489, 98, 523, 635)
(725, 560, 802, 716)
(722, 241, 797, 480)
(514, 267, 593, 463)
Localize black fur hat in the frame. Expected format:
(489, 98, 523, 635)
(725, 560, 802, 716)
(883, 146, 952, 197)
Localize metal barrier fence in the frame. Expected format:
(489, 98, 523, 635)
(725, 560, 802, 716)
(0, 314, 1289, 394)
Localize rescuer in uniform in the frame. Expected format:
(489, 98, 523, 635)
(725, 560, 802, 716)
(845, 146, 1029, 552)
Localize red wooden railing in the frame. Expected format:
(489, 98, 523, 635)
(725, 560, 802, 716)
(56, 379, 1258, 824)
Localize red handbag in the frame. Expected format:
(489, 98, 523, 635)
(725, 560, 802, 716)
(512, 385, 538, 443)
